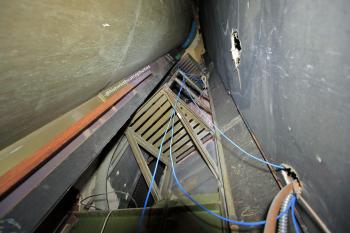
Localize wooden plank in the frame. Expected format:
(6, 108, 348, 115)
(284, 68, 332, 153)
(142, 108, 173, 141)
(177, 102, 212, 133)
(161, 128, 187, 152)
(175, 146, 196, 162)
(173, 142, 195, 160)
(198, 130, 210, 140)
(175, 134, 213, 163)
(132, 95, 168, 131)
(153, 118, 182, 147)
(130, 129, 168, 166)
(137, 101, 172, 135)
(131, 91, 163, 124)
(164, 133, 191, 154)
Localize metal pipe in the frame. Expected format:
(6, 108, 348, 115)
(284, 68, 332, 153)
(278, 193, 293, 233)
(298, 196, 331, 233)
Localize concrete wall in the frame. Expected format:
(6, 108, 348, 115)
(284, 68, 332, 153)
(0, 0, 192, 149)
(200, 0, 350, 232)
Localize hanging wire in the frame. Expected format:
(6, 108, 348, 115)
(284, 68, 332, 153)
(80, 191, 138, 210)
(139, 74, 297, 231)
(178, 70, 285, 170)
(137, 76, 186, 233)
(168, 101, 297, 226)
(99, 210, 113, 233)
(138, 71, 299, 233)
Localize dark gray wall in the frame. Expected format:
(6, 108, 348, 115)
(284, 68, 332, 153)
(0, 0, 192, 149)
(200, 0, 350, 232)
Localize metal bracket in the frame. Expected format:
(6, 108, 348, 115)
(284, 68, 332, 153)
(125, 129, 161, 201)
(164, 88, 220, 180)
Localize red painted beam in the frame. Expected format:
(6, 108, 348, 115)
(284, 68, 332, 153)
(0, 71, 151, 198)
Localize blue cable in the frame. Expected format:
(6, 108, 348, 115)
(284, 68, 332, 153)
(168, 108, 296, 226)
(178, 70, 284, 170)
(139, 72, 293, 230)
(292, 198, 301, 233)
(137, 77, 186, 232)
(182, 20, 197, 49)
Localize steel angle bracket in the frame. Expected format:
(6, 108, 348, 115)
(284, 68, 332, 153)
(125, 129, 162, 201)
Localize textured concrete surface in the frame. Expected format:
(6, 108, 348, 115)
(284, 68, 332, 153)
(200, 0, 350, 231)
(0, 0, 192, 149)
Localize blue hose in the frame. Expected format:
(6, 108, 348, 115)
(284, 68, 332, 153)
(182, 20, 197, 49)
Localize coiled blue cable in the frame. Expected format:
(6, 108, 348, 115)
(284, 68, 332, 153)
(178, 70, 284, 170)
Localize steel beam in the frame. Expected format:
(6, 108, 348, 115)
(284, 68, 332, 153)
(164, 89, 219, 180)
(125, 129, 161, 201)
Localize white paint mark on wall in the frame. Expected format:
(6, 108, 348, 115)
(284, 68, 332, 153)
(102, 23, 111, 27)
(9, 145, 23, 154)
(223, 20, 230, 36)
(306, 64, 314, 70)
(269, 103, 273, 114)
(274, 65, 289, 77)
